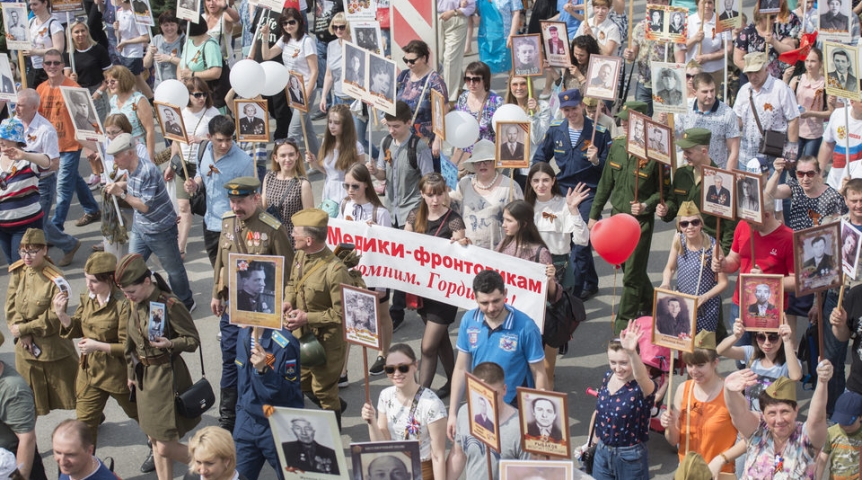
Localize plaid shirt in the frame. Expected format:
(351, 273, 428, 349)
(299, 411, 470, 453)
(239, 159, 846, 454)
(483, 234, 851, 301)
(127, 157, 177, 234)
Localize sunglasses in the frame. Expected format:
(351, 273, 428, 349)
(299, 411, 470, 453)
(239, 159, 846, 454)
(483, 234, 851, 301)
(43, 61, 63, 66)
(686, 74, 695, 79)
(464, 75, 483, 84)
(756, 332, 780, 343)
(342, 182, 362, 191)
(333, 24, 346, 31)
(283, 19, 298, 26)
(403, 57, 419, 65)
(679, 219, 702, 228)
(796, 170, 817, 178)
(190, 92, 206, 98)
(384, 363, 411, 375)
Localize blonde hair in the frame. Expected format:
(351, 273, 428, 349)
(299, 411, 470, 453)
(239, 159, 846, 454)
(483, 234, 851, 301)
(70, 21, 97, 49)
(328, 12, 349, 39)
(188, 427, 237, 475)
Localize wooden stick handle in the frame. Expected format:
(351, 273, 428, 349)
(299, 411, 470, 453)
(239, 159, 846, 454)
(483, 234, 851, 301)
(299, 111, 311, 154)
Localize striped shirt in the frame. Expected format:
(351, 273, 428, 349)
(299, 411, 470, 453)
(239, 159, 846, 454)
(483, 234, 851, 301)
(0, 160, 44, 228)
(126, 157, 177, 234)
(568, 127, 582, 147)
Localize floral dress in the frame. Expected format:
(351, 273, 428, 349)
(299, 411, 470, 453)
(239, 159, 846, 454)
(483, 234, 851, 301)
(675, 233, 719, 333)
(734, 16, 801, 79)
(743, 419, 817, 479)
(455, 90, 503, 153)
(377, 386, 446, 461)
(396, 69, 448, 142)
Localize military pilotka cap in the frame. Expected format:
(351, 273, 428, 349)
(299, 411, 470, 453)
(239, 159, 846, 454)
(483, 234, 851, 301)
(84, 252, 118, 276)
(106, 133, 134, 155)
(615, 101, 648, 120)
(693, 330, 716, 350)
(292, 208, 329, 228)
(114, 253, 150, 288)
(676, 128, 711, 149)
(678, 201, 701, 217)
(764, 376, 797, 402)
(21, 228, 46, 246)
(674, 451, 712, 480)
(582, 96, 598, 107)
(743, 52, 768, 73)
(224, 176, 260, 197)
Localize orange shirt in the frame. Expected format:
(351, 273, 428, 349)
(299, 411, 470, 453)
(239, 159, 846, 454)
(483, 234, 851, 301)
(36, 77, 81, 153)
(678, 379, 739, 473)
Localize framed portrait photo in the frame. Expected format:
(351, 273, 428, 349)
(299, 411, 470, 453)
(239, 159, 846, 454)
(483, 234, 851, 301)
(496, 121, 531, 169)
(759, 0, 780, 14)
(131, 0, 154, 26)
(235, 100, 270, 141)
(367, 52, 397, 116)
(584, 55, 621, 101)
(841, 220, 862, 279)
(701, 166, 736, 221)
(734, 170, 764, 225)
(431, 89, 446, 141)
(341, 284, 380, 349)
(652, 288, 698, 352)
(795, 222, 843, 296)
(0, 54, 16, 102)
(350, 441, 422, 480)
(2, 3, 31, 50)
(228, 253, 284, 330)
(342, 41, 368, 100)
(739, 274, 784, 332)
(717, 0, 741, 31)
(511, 34, 544, 77)
(645, 119, 672, 165)
(148, 301, 165, 341)
(651, 62, 687, 114)
(269, 407, 347, 478)
(59, 86, 104, 143)
(499, 460, 573, 480)
(824, 42, 860, 101)
(285, 72, 308, 114)
(176, 0, 201, 23)
(516, 387, 570, 458)
(819, 0, 852, 40)
(51, 0, 83, 12)
(466, 373, 500, 452)
(645, 4, 666, 40)
(351, 21, 382, 55)
(665, 7, 688, 42)
(626, 111, 648, 159)
(540, 21, 570, 68)
(155, 102, 187, 143)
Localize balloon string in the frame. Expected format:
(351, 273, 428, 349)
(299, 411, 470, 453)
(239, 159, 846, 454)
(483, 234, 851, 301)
(610, 266, 618, 334)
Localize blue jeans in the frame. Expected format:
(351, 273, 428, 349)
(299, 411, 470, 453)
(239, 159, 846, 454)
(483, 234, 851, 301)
(822, 290, 848, 416)
(635, 82, 654, 118)
(234, 408, 285, 480)
(592, 441, 649, 480)
(220, 312, 240, 389)
(571, 195, 598, 295)
(799, 136, 822, 159)
(53, 150, 100, 230)
(354, 113, 381, 161)
(316, 39, 328, 93)
(0, 219, 41, 264)
(38, 174, 79, 253)
(129, 224, 194, 308)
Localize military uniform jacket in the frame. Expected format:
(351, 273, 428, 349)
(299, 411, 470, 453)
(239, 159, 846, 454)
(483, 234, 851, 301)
(590, 137, 666, 220)
(124, 288, 201, 441)
(661, 161, 737, 253)
(6, 261, 77, 362)
(235, 326, 303, 423)
(60, 288, 131, 394)
(212, 209, 295, 299)
(533, 117, 611, 190)
(284, 247, 352, 338)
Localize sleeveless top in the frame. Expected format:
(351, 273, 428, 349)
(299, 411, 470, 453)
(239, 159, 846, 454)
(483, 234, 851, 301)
(678, 380, 737, 473)
(109, 91, 146, 141)
(264, 171, 306, 246)
(675, 233, 719, 333)
(206, 15, 233, 61)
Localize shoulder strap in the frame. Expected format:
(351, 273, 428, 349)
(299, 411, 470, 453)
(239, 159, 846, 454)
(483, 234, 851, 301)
(197, 140, 209, 163)
(403, 386, 426, 440)
(160, 291, 206, 380)
(382, 134, 393, 154)
(408, 135, 420, 170)
(748, 89, 765, 135)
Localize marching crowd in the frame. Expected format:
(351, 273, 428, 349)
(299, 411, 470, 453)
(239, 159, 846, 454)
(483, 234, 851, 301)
(3, 0, 862, 478)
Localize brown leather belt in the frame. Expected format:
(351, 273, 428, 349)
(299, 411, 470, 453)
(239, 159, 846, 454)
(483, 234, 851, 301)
(139, 353, 170, 366)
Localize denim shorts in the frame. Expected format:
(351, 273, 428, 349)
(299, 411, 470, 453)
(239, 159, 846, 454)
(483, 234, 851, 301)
(120, 56, 144, 75)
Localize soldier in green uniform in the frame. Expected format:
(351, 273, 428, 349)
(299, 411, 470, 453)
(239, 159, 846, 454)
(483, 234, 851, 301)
(5, 228, 78, 416)
(210, 176, 295, 432)
(52, 252, 139, 446)
(589, 102, 667, 334)
(117, 253, 200, 480)
(282, 209, 352, 429)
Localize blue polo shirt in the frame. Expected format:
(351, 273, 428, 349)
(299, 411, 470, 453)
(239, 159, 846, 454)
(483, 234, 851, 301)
(196, 142, 255, 232)
(456, 304, 545, 403)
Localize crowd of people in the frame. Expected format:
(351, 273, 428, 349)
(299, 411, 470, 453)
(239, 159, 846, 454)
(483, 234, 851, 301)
(3, 0, 862, 478)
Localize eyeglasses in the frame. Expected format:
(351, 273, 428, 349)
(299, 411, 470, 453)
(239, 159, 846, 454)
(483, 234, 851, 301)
(403, 57, 419, 65)
(464, 75, 483, 84)
(686, 74, 696, 79)
(796, 170, 818, 178)
(43, 61, 63, 66)
(18, 249, 42, 257)
(106, 79, 118, 84)
(679, 219, 702, 228)
(342, 182, 361, 191)
(756, 332, 780, 343)
(333, 24, 346, 31)
(190, 92, 206, 98)
(283, 19, 298, 26)
(383, 363, 411, 375)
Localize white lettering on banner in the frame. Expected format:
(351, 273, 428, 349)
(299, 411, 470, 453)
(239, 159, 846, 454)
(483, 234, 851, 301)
(326, 218, 548, 330)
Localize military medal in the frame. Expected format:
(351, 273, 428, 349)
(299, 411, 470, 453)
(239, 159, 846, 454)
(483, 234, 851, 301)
(246, 231, 254, 246)
(261, 233, 268, 241)
(254, 232, 261, 246)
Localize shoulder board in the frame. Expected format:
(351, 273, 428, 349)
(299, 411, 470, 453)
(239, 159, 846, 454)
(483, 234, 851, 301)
(222, 211, 237, 219)
(42, 264, 64, 281)
(259, 211, 282, 229)
(550, 119, 564, 127)
(271, 331, 289, 349)
(7, 259, 24, 272)
(595, 124, 607, 133)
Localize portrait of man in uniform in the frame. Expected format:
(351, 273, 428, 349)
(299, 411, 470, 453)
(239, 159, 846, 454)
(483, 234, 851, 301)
(280, 418, 341, 475)
(512, 35, 543, 76)
(820, 0, 850, 31)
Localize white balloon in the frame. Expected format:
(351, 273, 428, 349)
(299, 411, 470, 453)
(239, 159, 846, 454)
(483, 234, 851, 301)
(491, 104, 529, 131)
(230, 59, 266, 99)
(260, 61, 289, 96)
(444, 111, 480, 149)
(153, 79, 189, 108)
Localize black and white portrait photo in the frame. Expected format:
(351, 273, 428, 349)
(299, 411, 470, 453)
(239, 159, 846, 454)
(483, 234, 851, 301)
(235, 260, 275, 314)
(842, 220, 862, 278)
(736, 173, 763, 224)
(718, 0, 739, 21)
(343, 42, 366, 88)
(176, 0, 200, 23)
(342, 285, 380, 349)
(148, 301, 165, 341)
(0, 54, 15, 101)
(131, 0, 154, 26)
(511, 34, 543, 77)
(350, 442, 422, 480)
(820, 0, 850, 31)
(648, 8, 664, 31)
(286, 72, 307, 113)
(499, 460, 573, 480)
(668, 11, 685, 34)
(645, 119, 671, 165)
(627, 111, 647, 159)
(651, 62, 687, 113)
(825, 42, 860, 99)
(2, 3, 30, 50)
(496, 121, 531, 168)
(518, 388, 570, 458)
(466, 373, 500, 451)
(155, 102, 187, 143)
(584, 55, 621, 101)
(759, 0, 780, 14)
(652, 288, 698, 352)
(270, 407, 346, 479)
(795, 223, 843, 296)
(234, 100, 270, 142)
(701, 166, 735, 220)
(60, 86, 103, 142)
(228, 254, 284, 329)
(368, 54, 395, 100)
(540, 22, 570, 67)
(352, 22, 381, 54)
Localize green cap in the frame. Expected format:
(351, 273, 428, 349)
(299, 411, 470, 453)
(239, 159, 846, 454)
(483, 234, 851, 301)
(694, 330, 716, 351)
(114, 254, 150, 288)
(615, 101, 649, 120)
(21, 228, 46, 247)
(292, 208, 329, 228)
(84, 252, 118, 276)
(675, 128, 712, 149)
(223, 176, 261, 197)
(765, 376, 797, 403)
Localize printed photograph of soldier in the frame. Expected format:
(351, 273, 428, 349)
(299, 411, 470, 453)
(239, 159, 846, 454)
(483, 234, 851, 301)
(235, 100, 269, 141)
(797, 228, 842, 295)
(2, 5, 28, 47)
(740, 275, 783, 331)
(235, 260, 276, 314)
(512, 35, 543, 76)
(842, 221, 862, 275)
(820, 0, 850, 32)
(343, 286, 379, 348)
(278, 416, 342, 476)
(585, 56, 620, 100)
(61, 87, 102, 139)
(344, 44, 367, 88)
(627, 111, 647, 158)
(702, 167, 735, 219)
(653, 66, 685, 109)
(156, 103, 186, 142)
(0, 55, 16, 100)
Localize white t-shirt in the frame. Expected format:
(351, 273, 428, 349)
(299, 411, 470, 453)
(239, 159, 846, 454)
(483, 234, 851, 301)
(180, 106, 220, 162)
(575, 17, 620, 54)
(29, 17, 64, 69)
(824, 106, 862, 189)
(377, 386, 446, 461)
(275, 35, 317, 88)
(680, 13, 729, 72)
(117, 8, 149, 58)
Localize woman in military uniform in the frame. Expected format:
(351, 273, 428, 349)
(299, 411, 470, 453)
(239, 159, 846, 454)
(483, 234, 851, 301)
(116, 253, 201, 480)
(5, 228, 78, 416)
(52, 252, 139, 446)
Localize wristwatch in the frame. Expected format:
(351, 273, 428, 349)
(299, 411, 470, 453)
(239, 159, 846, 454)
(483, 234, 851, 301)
(120, 191, 127, 200)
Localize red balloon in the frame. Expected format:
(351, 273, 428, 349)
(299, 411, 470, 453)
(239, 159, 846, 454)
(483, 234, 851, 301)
(591, 214, 641, 266)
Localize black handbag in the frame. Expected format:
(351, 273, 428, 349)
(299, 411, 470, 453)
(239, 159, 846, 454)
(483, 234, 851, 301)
(190, 182, 207, 217)
(173, 342, 215, 419)
(749, 89, 787, 158)
(580, 423, 597, 474)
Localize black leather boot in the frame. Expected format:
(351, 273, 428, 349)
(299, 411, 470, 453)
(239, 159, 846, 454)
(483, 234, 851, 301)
(218, 388, 238, 433)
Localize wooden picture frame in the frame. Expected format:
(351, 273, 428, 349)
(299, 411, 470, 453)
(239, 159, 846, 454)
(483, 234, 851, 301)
(794, 222, 843, 296)
(154, 101, 188, 144)
(349, 441, 422, 480)
(734, 170, 764, 226)
(235, 99, 270, 142)
(540, 21, 571, 68)
(341, 284, 380, 349)
(626, 111, 648, 159)
(466, 372, 501, 452)
(700, 165, 736, 221)
(511, 34, 544, 77)
(286, 72, 308, 113)
(652, 288, 698, 353)
(431, 89, 446, 141)
(495, 121, 531, 169)
(739, 274, 784, 332)
(824, 41, 861, 101)
(269, 407, 347, 478)
(60, 86, 105, 143)
(367, 52, 397, 116)
(516, 387, 570, 458)
(584, 55, 621, 101)
(841, 220, 862, 279)
(228, 253, 284, 330)
(342, 41, 367, 100)
(645, 119, 672, 165)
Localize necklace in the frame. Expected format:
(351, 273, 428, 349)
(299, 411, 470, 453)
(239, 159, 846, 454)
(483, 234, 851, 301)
(473, 171, 499, 190)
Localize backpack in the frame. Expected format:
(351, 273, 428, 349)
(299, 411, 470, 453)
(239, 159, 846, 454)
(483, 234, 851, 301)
(381, 134, 421, 171)
(534, 248, 585, 348)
